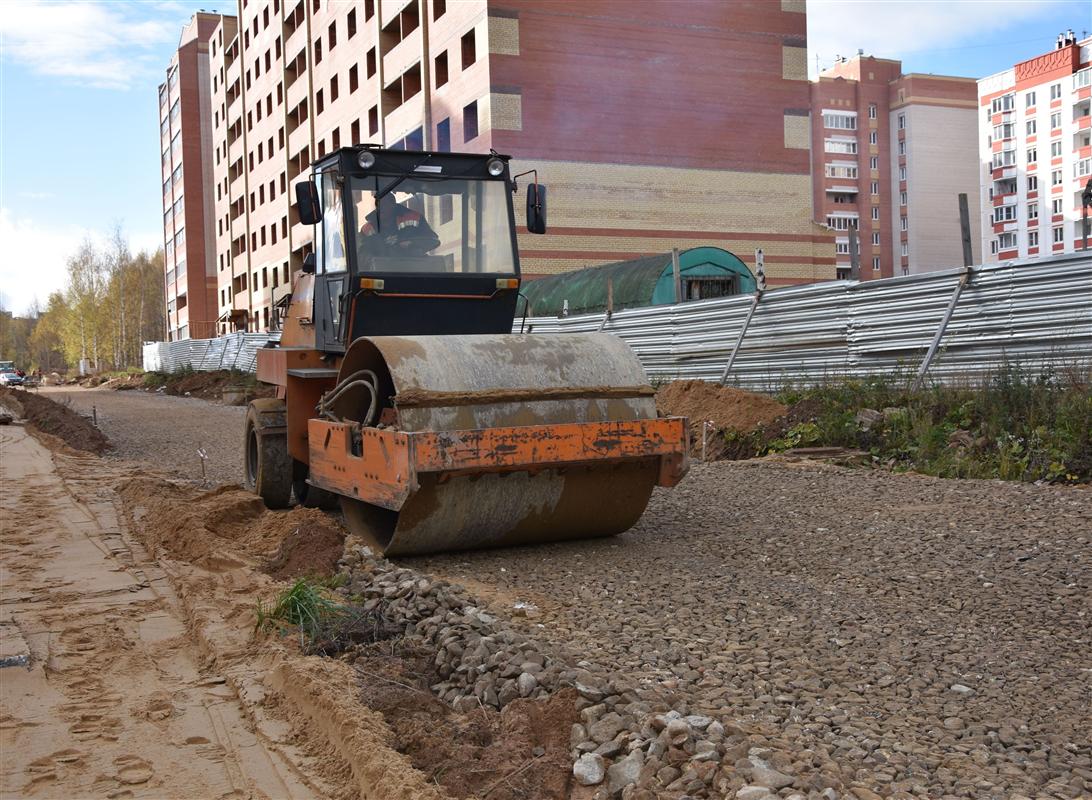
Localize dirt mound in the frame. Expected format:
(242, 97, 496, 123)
(656, 379, 786, 433)
(355, 644, 577, 800)
(264, 519, 346, 580)
(0, 387, 110, 454)
(116, 477, 344, 572)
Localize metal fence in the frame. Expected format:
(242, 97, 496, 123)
(519, 253, 1092, 390)
(142, 331, 281, 374)
(141, 253, 1090, 390)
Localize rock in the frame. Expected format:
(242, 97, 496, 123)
(589, 712, 626, 744)
(573, 753, 606, 786)
(684, 714, 713, 730)
(736, 786, 775, 800)
(572, 723, 589, 748)
(607, 751, 644, 796)
(452, 695, 479, 713)
(517, 671, 538, 697)
(576, 682, 606, 702)
(665, 718, 691, 743)
(855, 408, 883, 431)
(595, 739, 624, 759)
(943, 716, 965, 731)
(949, 683, 975, 696)
(751, 765, 794, 789)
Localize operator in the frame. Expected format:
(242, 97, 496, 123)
(358, 192, 440, 257)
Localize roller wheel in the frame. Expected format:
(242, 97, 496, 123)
(292, 459, 339, 509)
(339, 497, 398, 553)
(244, 403, 292, 509)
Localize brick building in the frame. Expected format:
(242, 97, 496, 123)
(158, 12, 229, 341)
(811, 53, 981, 279)
(186, 0, 834, 335)
(977, 32, 1091, 262)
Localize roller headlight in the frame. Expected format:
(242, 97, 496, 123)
(486, 157, 505, 177)
(357, 150, 376, 169)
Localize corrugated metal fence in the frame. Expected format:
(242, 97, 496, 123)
(143, 331, 281, 374)
(142, 253, 1090, 390)
(520, 253, 1092, 389)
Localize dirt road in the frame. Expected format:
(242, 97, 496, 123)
(0, 422, 312, 798)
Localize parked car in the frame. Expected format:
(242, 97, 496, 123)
(0, 368, 25, 387)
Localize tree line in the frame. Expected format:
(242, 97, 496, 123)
(0, 229, 165, 374)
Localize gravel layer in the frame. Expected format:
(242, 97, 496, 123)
(40, 386, 245, 486)
(49, 388, 1092, 798)
(413, 461, 1092, 799)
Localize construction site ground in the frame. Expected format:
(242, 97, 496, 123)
(2, 386, 1089, 800)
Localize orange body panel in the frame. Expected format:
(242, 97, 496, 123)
(307, 417, 689, 511)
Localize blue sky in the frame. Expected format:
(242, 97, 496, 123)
(1, 0, 1089, 314)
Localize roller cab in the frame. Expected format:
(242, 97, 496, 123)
(248, 146, 689, 555)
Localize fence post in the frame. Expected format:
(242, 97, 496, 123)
(848, 223, 860, 281)
(597, 276, 614, 332)
(911, 267, 972, 392)
(958, 193, 974, 267)
(718, 291, 763, 386)
(671, 248, 682, 303)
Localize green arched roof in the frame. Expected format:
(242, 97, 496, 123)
(521, 247, 756, 317)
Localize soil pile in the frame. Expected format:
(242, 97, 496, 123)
(154, 370, 275, 402)
(656, 380, 786, 433)
(264, 519, 346, 580)
(0, 387, 110, 454)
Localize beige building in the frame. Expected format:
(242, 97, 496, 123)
(201, 0, 834, 334)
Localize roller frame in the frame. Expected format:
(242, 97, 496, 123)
(307, 416, 688, 512)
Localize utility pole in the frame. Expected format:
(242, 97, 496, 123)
(958, 193, 974, 267)
(1082, 179, 1092, 251)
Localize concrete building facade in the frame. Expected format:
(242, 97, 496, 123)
(189, 0, 834, 334)
(159, 12, 227, 341)
(977, 33, 1092, 263)
(811, 54, 981, 279)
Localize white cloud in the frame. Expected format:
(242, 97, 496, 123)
(0, 209, 159, 315)
(807, 0, 1073, 78)
(0, 1, 176, 89)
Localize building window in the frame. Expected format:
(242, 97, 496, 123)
(872, 256, 881, 271)
(1027, 147, 1037, 164)
(1051, 169, 1062, 186)
(1028, 175, 1038, 192)
(897, 140, 906, 156)
(1052, 198, 1063, 214)
(823, 112, 857, 130)
(869, 130, 877, 145)
(330, 75, 339, 102)
(825, 215, 857, 231)
(835, 241, 850, 255)
(824, 163, 858, 179)
(868, 104, 876, 119)
(1028, 202, 1038, 219)
(1053, 226, 1064, 244)
(990, 94, 1014, 113)
(1029, 230, 1039, 247)
(436, 117, 450, 152)
(1026, 90, 1036, 107)
(316, 88, 324, 114)
(901, 242, 909, 257)
(1050, 140, 1062, 157)
(824, 138, 857, 154)
(1050, 112, 1061, 130)
(871, 232, 880, 246)
(900, 191, 907, 206)
(993, 205, 1016, 223)
(366, 47, 376, 78)
(435, 51, 448, 87)
(871, 206, 880, 220)
(899, 165, 906, 181)
(314, 38, 322, 64)
(997, 232, 1017, 249)
(1027, 119, 1036, 136)
(350, 119, 360, 142)
(870, 181, 879, 195)
(461, 29, 476, 69)
(328, 20, 337, 49)
(900, 215, 908, 230)
(1050, 83, 1062, 101)
(433, 0, 446, 19)
(463, 100, 478, 141)
(897, 113, 905, 130)
(368, 105, 378, 135)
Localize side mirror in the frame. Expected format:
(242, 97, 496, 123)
(295, 181, 321, 226)
(526, 184, 547, 234)
(301, 253, 316, 274)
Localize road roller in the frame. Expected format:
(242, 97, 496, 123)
(247, 145, 688, 556)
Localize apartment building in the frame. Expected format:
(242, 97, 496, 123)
(158, 12, 228, 340)
(193, 0, 833, 334)
(978, 32, 1092, 262)
(811, 53, 981, 279)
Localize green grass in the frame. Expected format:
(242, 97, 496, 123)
(727, 365, 1092, 484)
